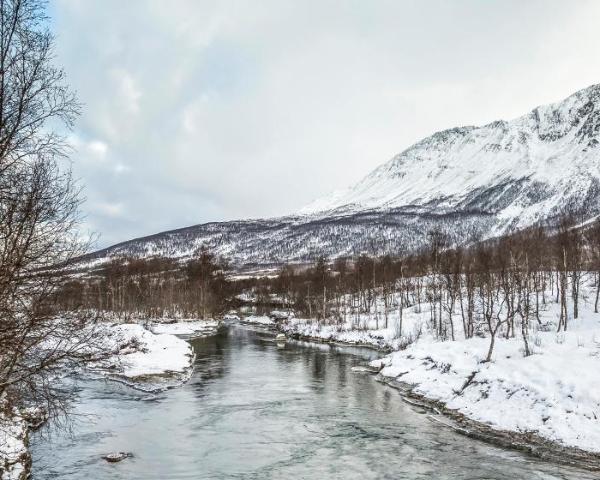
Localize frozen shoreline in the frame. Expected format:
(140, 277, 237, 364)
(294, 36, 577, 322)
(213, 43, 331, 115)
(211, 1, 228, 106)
(376, 376, 600, 471)
(263, 283, 600, 466)
(364, 308, 600, 460)
(280, 319, 397, 351)
(147, 319, 220, 338)
(0, 410, 34, 480)
(0, 319, 218, 480)
(97, 320, 219, 392)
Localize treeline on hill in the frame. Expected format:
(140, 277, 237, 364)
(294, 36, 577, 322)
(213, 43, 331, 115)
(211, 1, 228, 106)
(57, 212, 600, 360)
(56, 248, 232, 319)
(257, 212, 600, 360)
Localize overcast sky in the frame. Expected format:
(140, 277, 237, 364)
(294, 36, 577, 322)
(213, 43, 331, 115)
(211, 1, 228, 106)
(50, 0, 600, 248)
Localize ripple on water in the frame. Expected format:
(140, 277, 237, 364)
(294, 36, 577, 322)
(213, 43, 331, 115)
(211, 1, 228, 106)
(31, 326, 599, 480)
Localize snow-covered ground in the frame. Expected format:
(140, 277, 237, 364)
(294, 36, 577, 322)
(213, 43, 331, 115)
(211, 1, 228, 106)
(279, 304, 426, 350)
(89, 319, 220, 383)
(101, 323, 195, 381)
(0, 410, 29, 480)
(234, 292, 287, 305)
(147, 319, 219, 338)
(239, 315, 275, 326)
(270, 310, 294, 320)
(0, 405, 46, 480)
(373, 327, 600, 451)
(281, 318, 396, 349)
(370, 300, 600, 454)
(1, 319, 218, 478)
(270, 279, 600, 456)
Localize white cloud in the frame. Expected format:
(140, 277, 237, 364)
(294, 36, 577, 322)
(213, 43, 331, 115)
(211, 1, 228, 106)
(111, 68, 142, 116)
(93, 201, 124, 218)
(51, 0, 600, 247)
(113, 163, 131, 175)
(87, 140, 108, 159)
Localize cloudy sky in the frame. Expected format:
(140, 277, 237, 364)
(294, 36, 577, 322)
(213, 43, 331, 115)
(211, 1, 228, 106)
(49, 0, 600, 248)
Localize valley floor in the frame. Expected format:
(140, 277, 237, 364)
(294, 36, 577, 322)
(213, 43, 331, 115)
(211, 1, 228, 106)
(6, 290, 600, 476)
(251, 280, 600, 462)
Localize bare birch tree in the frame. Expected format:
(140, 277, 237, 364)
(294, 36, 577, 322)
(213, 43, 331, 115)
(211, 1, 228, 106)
(0, 0, 107, 421)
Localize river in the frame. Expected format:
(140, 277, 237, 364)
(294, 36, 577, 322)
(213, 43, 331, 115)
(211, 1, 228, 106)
(31, 325, 596, 479)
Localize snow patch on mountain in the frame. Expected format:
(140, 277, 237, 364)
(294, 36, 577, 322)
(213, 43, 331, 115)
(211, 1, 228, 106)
(300, 83, 600, 232)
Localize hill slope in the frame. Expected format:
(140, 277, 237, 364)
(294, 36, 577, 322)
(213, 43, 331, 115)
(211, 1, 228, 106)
(84, 84, 600, 267)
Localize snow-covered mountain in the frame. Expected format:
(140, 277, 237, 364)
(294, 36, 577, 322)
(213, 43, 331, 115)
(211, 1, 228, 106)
(82, 84, 600, 268)
(301, 83, 600, 232)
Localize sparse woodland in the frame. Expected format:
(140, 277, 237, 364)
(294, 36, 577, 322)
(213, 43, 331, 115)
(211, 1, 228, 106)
(241, 212, 600, 360)
(57, 248, 231, 320)
(57, 209, 600, 365)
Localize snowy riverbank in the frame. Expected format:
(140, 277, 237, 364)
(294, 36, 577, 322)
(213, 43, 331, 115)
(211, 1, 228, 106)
(276, 304, 426, 351)
(369, 308, 600, 458)
(0, 319, 218, 479)
(98, 323, 197, 387)
(230, 306, 423, 350)
(261, 281, 600, 463)
(280, 318, 408, 350)
(0, 408, 42, 480)
(236, 314, 276, 326)
(147, 319, 219, 338)
(100, 319, 221, 389)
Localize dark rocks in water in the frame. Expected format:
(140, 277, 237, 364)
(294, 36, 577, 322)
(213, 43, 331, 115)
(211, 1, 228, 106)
(101, 452, 133, 463)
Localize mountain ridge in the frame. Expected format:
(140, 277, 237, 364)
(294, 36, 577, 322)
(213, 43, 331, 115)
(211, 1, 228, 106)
(80, 83, 600, 268)
(299, 83, 600, 219)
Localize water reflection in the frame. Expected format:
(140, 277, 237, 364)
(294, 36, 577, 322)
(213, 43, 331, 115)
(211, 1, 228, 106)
(31, 325, 596, 479)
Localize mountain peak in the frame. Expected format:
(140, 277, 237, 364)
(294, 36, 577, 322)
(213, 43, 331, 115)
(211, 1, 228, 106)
(299, 84, 600, 218)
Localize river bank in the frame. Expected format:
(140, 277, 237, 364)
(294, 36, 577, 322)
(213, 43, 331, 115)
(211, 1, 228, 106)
(31, 325, 596, 479)
(278, 323, 600, 471)
(0, 319, 219, 480)
(376, 375, 600, 471)
(13, 303, 600, 477)
(237, 281, 600, 469)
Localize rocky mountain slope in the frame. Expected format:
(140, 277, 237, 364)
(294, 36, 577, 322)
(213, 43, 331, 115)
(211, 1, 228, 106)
(83, 84, 600, 268)
(301, 83, 600, 229)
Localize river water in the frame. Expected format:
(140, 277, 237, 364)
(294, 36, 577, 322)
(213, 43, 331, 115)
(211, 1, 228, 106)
(31, 326, 596, 479)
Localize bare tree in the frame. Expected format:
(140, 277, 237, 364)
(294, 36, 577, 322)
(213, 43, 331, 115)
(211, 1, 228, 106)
(0, 0, 107, 423)
(587, 219, 600, 313)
